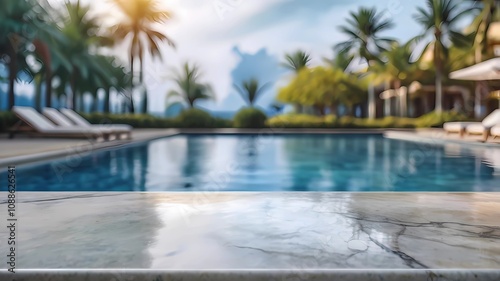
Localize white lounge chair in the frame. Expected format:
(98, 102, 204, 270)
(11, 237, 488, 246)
(491, 125, 500, 139)
(9, 106, 111, 141)
(444, 109, 500, 139)
(59, 108, 132, 140)
(43, 108, 131, 140)
(465, 109, 500, 141)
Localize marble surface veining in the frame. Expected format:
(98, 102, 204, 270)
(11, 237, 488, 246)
(0, 192, 499, 271)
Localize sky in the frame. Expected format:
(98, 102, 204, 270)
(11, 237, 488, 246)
(6, 0, 429, 113)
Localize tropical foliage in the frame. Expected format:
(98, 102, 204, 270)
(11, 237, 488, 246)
(282, 50, 311, 73)
(0, 0, 497, 128)
(166, 63, 214, 108)
(233, 78, 269, 106)
(413, 0, 473, 113)
(0, 0, 173, 114)
(277, 67, 367, 115)
(112, 0, 175, 113)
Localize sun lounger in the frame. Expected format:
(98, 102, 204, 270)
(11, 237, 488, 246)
(59, 108, 132, 139)
(491, 125, 500, 139)
(443, 122, 477, 137)
(9, 106, 111, 141)
(465, 109, 500, 141)
(44, 108, 131, 140)
(444, 109, 500, 139)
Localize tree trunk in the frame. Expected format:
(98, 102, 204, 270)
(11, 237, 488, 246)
(104, 88, 111, 113)
(435, 70, 443, 114)
(34, 40, 52, 108)
(294, 104, 302, 114)
(329, 104, 337, 116)
(345, 104, 353, 117)
(368, 83, 375, 119)
(7, 44, 17, 110)
(139, 52, 148, 114)
(142, 92, 148, 114)
(434, 33, 443, 114)
(394, 80, 407, 117)
(45, 71, 52, 108)
(34, 75, 42, 111)
(70, 70, 77, 110)
(129, 50, 136, 114)
(79, 93, 84, 112)
(92, 93, 98, 112)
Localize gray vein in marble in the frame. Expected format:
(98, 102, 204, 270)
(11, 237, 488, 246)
(1, 192, 500, 270)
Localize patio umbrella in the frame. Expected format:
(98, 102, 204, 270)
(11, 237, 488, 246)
(449, 58, 500, 81)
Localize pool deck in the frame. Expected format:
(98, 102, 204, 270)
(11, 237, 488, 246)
(1, 192, 499, 280)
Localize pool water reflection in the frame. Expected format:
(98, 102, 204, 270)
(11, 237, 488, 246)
(4, 134, 500, 192)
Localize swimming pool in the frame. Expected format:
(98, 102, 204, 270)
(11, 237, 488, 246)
(3, 134, 500, 192)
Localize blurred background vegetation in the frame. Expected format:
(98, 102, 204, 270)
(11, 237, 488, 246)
(1, 0, 499, 130)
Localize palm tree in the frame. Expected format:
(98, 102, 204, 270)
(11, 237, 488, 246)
(335, 7, 395, 119)
(325, 50, 353, 72)
(469, 0, 500, 61)
(59, 0, 110, 110)
(0, 0, 61, 110)
(282, 50, 311, 73)
(282, 50, 311, 113)
(414, 0, 472, 113)
(370, 42, 417, 116)
(467, 0, 499, 118)
(112, 0, 175, 113)
(167, 63, 214, 108)
(233, 78, 270, 107)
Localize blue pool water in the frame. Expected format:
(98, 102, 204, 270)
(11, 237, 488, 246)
(2, 134, 500, 192)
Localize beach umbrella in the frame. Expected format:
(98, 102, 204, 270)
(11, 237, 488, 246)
(449, 57, 500, 81)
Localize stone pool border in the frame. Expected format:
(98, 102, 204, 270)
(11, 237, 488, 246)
(1, 269, 499, 281)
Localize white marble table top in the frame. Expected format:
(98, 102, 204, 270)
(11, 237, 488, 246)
(1, 192, 499, 272)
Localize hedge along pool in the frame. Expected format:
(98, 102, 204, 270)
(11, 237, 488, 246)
(2, 134, 500, 192)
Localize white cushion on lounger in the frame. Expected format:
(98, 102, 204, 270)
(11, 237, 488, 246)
(491, 126, 500, 137)
(43, 108, 76, 126)
(482, 109, 500, 128)
(13, 107, 106, 134)
(60, 108, 132, 131)
(466, 123, 488, 134)
(443, 122, 476, 132)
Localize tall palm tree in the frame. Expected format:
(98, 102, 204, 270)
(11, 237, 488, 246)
(233, 78, 270, 107)
(467, 0, 498, 118)
(370, 42, 417, 117)
(469, 0, 500, 61)
(59, 0, 110, 110)
(167, 63, 214, 108)
(112, 0, 175, 113)
(282, 50, 311, 113)
(282, 50, 311, 73)
(0, 0, 61, 110)
(325, 50, 354, 72)
(414, 0, 472, 113)
(335, 7, 395, 119)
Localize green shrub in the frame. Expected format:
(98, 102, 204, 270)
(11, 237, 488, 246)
(213, 117, 233, 128)
(267, 114, 332, 128)
(266, 111, 471, 129)
(234, 107, 267, 128)
(81, 113, 176, 128)
(175, 108, 217, 128)
(0, 111, 18, 132)
(414, 111, 470, 128)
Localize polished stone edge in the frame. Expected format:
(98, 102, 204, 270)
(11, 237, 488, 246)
(0, 132, 181, 169)
(2, 269, 499, 281)
(384, 131, 500, 148)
